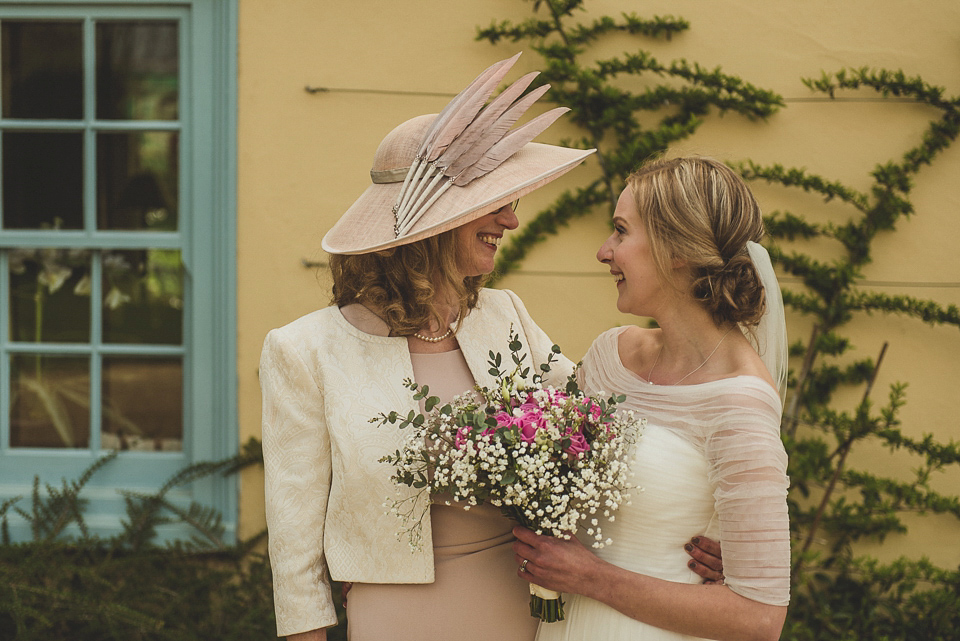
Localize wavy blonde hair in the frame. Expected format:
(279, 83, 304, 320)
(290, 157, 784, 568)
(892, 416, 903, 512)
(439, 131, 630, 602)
(626, 156, 766, 326)
(330, 230, 486, 336)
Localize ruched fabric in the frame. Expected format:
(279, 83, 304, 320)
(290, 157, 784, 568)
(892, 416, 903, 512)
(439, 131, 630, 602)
(537, 327, 789, 641)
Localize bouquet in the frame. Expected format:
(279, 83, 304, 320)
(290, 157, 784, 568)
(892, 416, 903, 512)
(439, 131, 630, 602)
(373, 328, 643, 622)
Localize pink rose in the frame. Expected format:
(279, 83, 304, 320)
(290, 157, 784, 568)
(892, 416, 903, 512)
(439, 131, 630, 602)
(548, 390, 568, 403)
(516, 407, 547, 443)
(564, 430, 591, 456)
(517, 400, 539, 413)
(494, 411, 516, 429)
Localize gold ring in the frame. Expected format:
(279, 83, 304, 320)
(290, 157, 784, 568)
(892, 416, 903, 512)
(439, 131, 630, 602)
(520, 559, 529, 572)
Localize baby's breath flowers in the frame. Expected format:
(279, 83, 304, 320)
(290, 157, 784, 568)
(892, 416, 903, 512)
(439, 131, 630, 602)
(373, 328, 643, 623)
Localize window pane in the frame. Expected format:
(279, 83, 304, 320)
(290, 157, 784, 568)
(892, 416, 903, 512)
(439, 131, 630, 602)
(1, 21, 83, 120)
(97, 131, 178, 230)
(8, 248, 91, 343)
(10, 354, 90, 448)
(101, 356, 182, 451)
(102, 249, 183, 345)
(96, 20, 178, 121)
(2, 131, 84, 230)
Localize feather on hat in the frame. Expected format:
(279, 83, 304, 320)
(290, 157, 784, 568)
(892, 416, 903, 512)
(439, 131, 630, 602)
(321, 54, 595, 255)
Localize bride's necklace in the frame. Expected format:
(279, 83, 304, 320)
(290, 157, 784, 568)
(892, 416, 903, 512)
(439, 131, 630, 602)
(646, 327, 734, 386)
(412, 313, 460, 343)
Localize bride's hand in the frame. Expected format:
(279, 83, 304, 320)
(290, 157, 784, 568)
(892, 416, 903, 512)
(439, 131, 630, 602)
(511, 526, 604, 595)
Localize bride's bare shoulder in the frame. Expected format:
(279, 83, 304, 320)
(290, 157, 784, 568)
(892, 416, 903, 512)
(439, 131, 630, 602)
(729, 338, 778, 391)
(616, 325, 660, 374)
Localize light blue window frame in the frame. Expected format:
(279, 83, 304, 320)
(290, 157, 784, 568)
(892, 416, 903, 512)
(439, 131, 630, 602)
(0, 0, 238, 543)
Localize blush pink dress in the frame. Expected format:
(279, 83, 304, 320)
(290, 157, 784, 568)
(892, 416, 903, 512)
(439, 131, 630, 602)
(346, 348, 539, 641)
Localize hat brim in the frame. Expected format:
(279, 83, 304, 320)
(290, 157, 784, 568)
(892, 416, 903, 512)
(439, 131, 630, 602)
(321, 142, 594, 255)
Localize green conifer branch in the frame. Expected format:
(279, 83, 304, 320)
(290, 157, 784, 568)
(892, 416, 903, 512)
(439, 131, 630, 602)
(846, 292, 960, 326)
(874, 427, 960, 465)
(780, 289, 824, 317)
(737, 161, 871, 211)
(842, 468, 960, 518)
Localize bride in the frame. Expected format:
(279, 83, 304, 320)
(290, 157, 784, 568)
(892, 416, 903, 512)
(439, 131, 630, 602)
(513, 156, 790, 641)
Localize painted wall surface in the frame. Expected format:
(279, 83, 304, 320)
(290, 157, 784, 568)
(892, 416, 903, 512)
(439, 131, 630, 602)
(236, 0, 960, 567)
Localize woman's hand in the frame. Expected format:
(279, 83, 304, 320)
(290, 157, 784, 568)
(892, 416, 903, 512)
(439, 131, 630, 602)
(684, 535, 724, 584)
(511, 526, 605, 596)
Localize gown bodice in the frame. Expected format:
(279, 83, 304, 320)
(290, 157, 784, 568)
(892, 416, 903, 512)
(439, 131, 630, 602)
(536, 328, 790, 641)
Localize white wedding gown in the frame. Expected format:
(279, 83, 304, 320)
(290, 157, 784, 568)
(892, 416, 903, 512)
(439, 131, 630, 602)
(537, 328, 791, 641)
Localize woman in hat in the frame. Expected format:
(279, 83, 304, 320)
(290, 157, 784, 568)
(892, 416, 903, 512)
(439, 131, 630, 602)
(512, 156, 790, 641)
(260, 56, 724, 640)
(260, 55, 586, 641)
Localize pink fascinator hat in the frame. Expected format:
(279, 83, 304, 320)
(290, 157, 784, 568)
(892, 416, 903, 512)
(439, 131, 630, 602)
(322, 53, 595, 255)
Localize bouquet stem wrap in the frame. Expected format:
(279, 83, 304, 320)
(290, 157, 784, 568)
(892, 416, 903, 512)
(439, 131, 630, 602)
(529, 582, 564, 622)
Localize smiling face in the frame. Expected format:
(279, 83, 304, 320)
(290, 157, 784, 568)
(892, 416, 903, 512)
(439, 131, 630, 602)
(454, 203, 520, 277)
(597, 186, 667, 316)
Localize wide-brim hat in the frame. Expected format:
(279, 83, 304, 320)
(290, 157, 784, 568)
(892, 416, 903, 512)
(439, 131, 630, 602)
(321, 55, 595, 255)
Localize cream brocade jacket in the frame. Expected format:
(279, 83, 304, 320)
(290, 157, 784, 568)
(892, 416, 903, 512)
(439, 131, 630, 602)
(259, 288, 573, 637)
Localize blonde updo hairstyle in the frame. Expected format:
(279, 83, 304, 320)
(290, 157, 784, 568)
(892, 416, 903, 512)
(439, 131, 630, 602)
(330, 229, 486, 337)
(626, 156, 766, 327)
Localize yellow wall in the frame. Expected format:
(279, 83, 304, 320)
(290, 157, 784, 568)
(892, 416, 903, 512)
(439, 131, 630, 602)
(236, 0, 960, 566)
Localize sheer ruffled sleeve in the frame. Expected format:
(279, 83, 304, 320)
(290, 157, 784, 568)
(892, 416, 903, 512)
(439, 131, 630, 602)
(702, 388, 790, 606)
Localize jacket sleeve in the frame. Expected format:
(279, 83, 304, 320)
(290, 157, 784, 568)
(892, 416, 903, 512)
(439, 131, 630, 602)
(502, 288, 576, 386)
(260, 329, 338, 636)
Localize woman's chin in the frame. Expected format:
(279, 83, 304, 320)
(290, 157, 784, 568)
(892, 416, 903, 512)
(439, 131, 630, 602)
(460, 264, 495, 279)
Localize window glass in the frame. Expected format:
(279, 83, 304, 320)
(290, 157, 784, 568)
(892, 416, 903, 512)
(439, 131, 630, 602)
(96, 20, 178, 121)
(8, 248, 92, 343)
(2, 132, 84, 230)
(101, 249, 183, 345)
(97, 131, 179, 231)
(1, 14, 184, 452)
(1, 21, 83, 119)
(102, 356, 182, 451)
(10, 354, 91, 448)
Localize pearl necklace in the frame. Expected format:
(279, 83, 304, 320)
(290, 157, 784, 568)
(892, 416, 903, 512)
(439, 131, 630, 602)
(413, 327, 453, 343)
(646, 327, 734, 386)
(412, 313, 460, 343)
